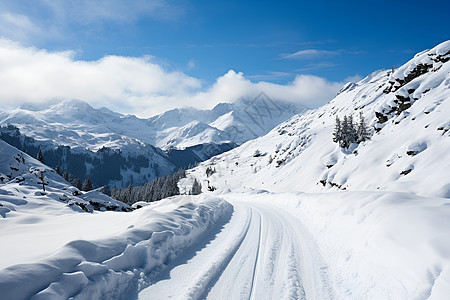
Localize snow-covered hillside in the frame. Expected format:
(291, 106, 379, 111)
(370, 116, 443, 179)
(0, 140, 131, 215)
(0, 96, 305, 151)
(190, 40, 450, 198)
(0, 124, 176, 188)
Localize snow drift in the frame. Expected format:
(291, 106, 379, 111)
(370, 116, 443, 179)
(0, 190, 232, 299)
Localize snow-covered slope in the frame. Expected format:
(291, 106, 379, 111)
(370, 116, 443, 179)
(191, 40, 450, 198)
(0, 140, 131, 215)
(151, 96, 305, 148)
(157, 120, 232, 149)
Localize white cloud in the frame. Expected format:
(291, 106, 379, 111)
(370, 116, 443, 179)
(190, 70, 343, 110)
(187, 59, 196, 70)
(281, 49, 339, 60)
(0, 12, 46, 44)
(281, 49, 365, 60)
(0, 40, 345, 117)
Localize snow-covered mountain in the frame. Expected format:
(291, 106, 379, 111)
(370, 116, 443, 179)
(150, 96, 305, 148)
(0, 95, 306, 151)
(190, 40, 450, 198)
(0, 95, 304, 188)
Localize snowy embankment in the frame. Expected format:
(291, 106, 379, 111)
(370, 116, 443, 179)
(0, 195, 232, 299)
(228, 189, 450, 299)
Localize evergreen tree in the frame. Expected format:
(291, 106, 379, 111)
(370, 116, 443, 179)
(333, 113, 371, 148)
(332, 116, 342, 143)
(346, 114, 358, 146)
(82, 177, 94, 191)
(71, 178, 82, 190)
(340, 115, 350, 148)
(103, 185, 111, 196)
(62, 171, 70, 182)
(37, 149, 45, 164)
(191, 179, 202, 195)
(357, 112, 371, 143)
(110, 169, 187, 205)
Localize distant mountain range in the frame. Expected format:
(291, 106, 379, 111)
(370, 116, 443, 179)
(0, 95, 306, 187)
(0, 94, 305, 151)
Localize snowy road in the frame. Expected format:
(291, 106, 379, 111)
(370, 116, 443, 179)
(139, 196, 333, 300)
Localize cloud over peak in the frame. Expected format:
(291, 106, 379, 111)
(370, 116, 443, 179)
(0, 40, 347, 117)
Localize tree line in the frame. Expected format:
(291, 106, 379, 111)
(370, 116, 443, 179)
(111, 170, 202, 205)
(37, 148, 200, 204)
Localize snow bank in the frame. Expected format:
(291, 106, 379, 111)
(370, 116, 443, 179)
(0, 195, 232, 299)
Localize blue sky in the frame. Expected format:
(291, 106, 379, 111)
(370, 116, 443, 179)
(0, 0, 448, 116)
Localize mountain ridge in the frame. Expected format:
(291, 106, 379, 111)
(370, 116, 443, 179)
(188, 40, 450, 199)
(0, 97, 306, 151)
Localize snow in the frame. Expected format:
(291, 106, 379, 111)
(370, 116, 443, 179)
(139, 192, 332, 300)
(0, 191, 232, 299)
(132, 189, 450, 299)
(0, 98, 305, 151)
(0, 41, 449, 299)
(209, 190, 450, 299)
(156, 120, 232, 149)
(181, 40, 450, 298)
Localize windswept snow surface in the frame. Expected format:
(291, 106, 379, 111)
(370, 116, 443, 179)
(0, 140, 233, 299)
(197, 190, 450, 300)
(0, 195, 232, 299)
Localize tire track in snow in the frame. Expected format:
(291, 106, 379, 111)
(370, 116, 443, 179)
(138, 203, 254, 299)
(139, 195, 333, 300)
(248, 210, 262, 300)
